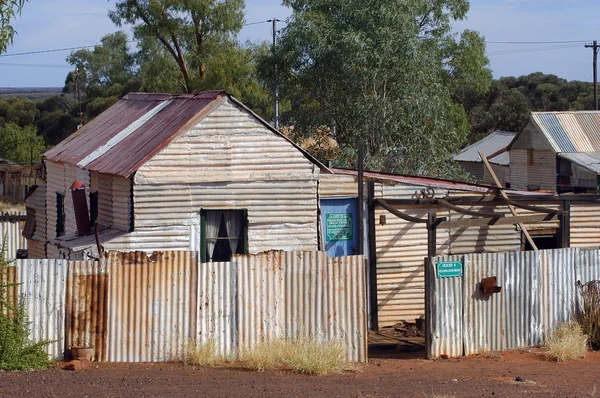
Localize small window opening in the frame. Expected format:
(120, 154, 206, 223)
(201, 210, 248, 262)
(89, 191, 98, 226)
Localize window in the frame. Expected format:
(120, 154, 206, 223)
(200, 209, 247, 262)
(89, 191, 98, 226)
(56, 193, 65, 237)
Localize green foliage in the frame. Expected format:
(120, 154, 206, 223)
(0, 0, 26, 54)
(261, 0, 490, 178)
(0, 123, 46, 163)
(109, 0, 246, 94)
(465, 73, 595, 143)
(0, 237, 51, 371)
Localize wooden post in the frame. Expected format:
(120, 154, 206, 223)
(367, 182, 378, 331)
(559, 200, 571, 248)
(358, 140, 365, 255)
(427, 209, 437, 259)
(479, 151, 538, 251)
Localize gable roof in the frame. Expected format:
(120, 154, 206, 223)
(45, 91, 328, 178)
(453, 131, 515, 166)
(527, 111, 600, 153)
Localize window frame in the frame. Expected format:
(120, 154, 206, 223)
(200, 209, 248, 263)
(89, 191, 98, 226)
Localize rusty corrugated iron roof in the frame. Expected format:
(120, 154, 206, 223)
(531, 111, 600, 153)
(45, 91, 328, 177)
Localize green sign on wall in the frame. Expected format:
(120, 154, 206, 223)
(437, 261, 463, 278)
(326, 213, 353, 242)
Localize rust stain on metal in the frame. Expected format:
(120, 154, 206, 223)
(45, 92, 226, 178)
(66, 261, 108, 361)
(1, 266, 18, 316)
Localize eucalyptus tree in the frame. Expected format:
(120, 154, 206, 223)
(0, 0, 26, 54)
(263, 0, 492, 177)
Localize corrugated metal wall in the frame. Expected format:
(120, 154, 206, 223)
(13, 250, 366, 363)
(571, 202, 600, 248)
(234, 251, 367, 362)
(197, 261, 237, 359)
(66, 260, 108, 361)
(130, 99, 319, 254)
(425, 256, 463, 359)
(375, 205, 449, 327)
(0, 212, 27, 260)
(106, 251, 198, 362)
(16, 258, 67, 359)
(45, 160, 91, 258)
(509, 122, 557, 191)
(427, 248, 600, 359)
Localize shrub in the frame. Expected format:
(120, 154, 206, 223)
(576, 280, 600, 350)
(544, 322, 588, 362)
(0, 236, 52, 371)
(180, 338, 226, 367)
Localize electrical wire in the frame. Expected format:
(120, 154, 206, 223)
(487, 40, 589, 44)
(0, 62, 73, 68)
(488, 43, 582, 56)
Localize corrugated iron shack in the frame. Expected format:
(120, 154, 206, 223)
(27, 91, 328, 260)
(509, 111, 600, 193)
(453, 131, 515, 187)
(320, 168, 600, 328)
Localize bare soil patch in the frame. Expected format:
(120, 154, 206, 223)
(0, 348, 598, 397)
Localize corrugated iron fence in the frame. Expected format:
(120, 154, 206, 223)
(10, 251, 367, 363)
(426, 248, 600, 358)
(0, 212, 27, 260)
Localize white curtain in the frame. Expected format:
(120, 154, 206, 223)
(205, 211, 222, 261)
(223, 211, 241, 254)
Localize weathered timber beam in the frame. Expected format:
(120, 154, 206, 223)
(479, 150, 538, 251)
(497, 196, 561, 214)
(438, 213, 557, 230)
(375, 199, 430, 224)
(437, 199, 504, 218)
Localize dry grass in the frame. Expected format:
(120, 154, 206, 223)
(544, 322, 588, 362)
(239, 338, 358, 375)
(180, 339, 226, 367)
(0, 196, 24, 213)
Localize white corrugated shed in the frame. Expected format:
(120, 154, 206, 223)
(124, 98, 319, 253)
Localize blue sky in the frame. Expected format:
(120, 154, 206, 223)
(0, 0, 598, 87)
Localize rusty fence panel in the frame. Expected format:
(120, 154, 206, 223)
(107, 251, 198, 362)
(0, 212, 27, 261)
(16, 259, 67, 360)
(234, 251, 367, 362)
(66, 260, 108, 361)
(197, 261, 237, 359)
(426, 255, 463, 359)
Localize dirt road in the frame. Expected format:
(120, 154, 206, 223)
(0, 349, 598, 397)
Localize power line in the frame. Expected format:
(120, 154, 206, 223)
(487, 40, 589, 44)
(488, 43, 582, 56)
(0, 21, 281, 57)
(0, 62, 72, 68)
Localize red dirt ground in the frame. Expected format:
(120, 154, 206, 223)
(1, 349, 599, 397)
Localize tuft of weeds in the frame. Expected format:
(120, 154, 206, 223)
(239, 338, 358, 375)
(0, 236, 52, 371)
(180, 338, 226, 367)
(544, 322, 588, 362)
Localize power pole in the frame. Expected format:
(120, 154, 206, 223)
(585, 40, 599, 110)
(271, 18, 280, 130)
